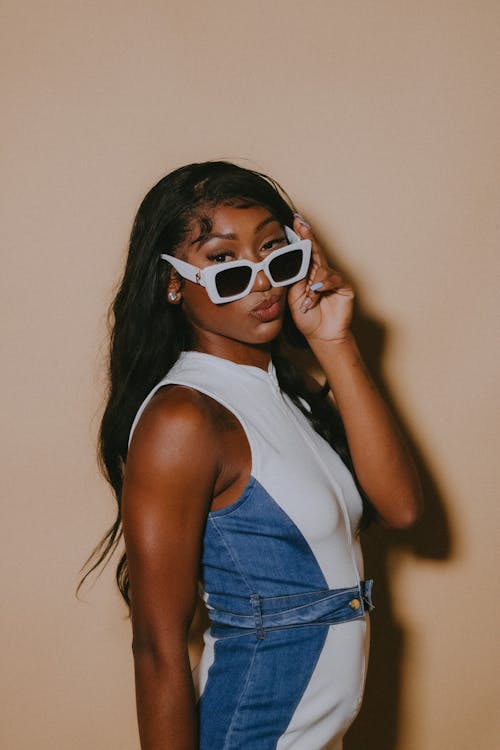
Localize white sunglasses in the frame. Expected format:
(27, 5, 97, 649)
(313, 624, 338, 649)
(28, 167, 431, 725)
(160, 226, 311, 304)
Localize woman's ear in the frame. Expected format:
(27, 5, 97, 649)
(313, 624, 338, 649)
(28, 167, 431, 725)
(166, 271, 183, 304)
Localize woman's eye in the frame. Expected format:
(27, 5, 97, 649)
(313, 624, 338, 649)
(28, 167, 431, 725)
(262, 236, 287, 252)
(207, 252, 233, 263)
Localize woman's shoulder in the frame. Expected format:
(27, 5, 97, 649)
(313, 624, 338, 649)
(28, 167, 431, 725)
(131, 383, 220, 441)
(127, 384, 221, 471)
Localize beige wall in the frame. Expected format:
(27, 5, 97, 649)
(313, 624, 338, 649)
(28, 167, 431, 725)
(2, 1, 499, 748)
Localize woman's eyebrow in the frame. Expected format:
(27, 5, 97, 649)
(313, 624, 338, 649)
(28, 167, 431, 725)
(255, 216, 280, 232)
(191, 231, 237, 249)
(191, 216, 282, 249)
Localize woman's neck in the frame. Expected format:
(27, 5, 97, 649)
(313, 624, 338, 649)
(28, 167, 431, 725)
(190, 332, 272, 371)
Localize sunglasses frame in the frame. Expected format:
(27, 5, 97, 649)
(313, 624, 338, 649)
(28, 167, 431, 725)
(160, 226, 312, 304)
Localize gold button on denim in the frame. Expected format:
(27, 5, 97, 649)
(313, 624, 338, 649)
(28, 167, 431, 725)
(349, 598, 360, 610)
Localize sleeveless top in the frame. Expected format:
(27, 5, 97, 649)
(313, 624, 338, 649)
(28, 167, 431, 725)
(129, 350, 365, 602)
(128, 350, 371, 749)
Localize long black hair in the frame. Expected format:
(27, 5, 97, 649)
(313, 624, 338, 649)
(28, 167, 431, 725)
(77, 160, 376, 608)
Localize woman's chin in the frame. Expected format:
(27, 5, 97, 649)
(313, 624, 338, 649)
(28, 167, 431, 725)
(249, 317, 285, 343)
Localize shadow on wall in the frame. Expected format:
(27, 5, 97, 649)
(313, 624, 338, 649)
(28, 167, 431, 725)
(344, 310, 452, 750)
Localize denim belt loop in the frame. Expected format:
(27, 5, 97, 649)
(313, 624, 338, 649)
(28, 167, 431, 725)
(361, 579, 375, 611)
(250, 593, 266, 640)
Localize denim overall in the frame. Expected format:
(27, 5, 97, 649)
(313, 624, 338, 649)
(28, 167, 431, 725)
(130, 351, 374, 750)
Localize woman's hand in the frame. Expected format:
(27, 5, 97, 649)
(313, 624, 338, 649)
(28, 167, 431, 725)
(287, 214, 355, 343)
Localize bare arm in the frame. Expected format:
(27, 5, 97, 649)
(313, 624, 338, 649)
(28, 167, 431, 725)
(122, 387, 220, 750)
(309, 333, 422, 528)
(289, 215, 423, 529)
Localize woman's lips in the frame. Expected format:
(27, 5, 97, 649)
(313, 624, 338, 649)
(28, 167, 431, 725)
(251, 296, 283, 322)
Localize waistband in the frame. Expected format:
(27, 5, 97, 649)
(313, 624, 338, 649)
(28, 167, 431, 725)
(207, 579, 374, 640)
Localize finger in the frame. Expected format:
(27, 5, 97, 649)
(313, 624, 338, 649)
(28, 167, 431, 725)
(306, 263, 353, 293)
(299, 272, 354, 313)
(308, 270, 354, 296)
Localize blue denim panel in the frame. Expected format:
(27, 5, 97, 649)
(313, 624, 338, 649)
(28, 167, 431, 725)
(202, 478, 330, 616)
(198, 624, 329, 750)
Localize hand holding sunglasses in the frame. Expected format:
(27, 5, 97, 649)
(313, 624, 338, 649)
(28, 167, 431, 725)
(160, 226, 312, 304)
(286, 215, 356, 344)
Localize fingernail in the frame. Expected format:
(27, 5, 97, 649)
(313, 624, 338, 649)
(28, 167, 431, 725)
(310, 281, 324, 292)
(300, 297, 312, 313)
(293, 212, 311, 229)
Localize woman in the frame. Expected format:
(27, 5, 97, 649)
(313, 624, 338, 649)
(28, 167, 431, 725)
(80, 160, 422, 749)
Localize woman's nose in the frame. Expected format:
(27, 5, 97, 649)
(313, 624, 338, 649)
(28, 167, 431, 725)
(252, 269, 272, 292)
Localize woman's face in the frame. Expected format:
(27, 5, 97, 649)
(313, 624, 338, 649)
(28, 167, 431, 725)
(169, 204, 290, 353)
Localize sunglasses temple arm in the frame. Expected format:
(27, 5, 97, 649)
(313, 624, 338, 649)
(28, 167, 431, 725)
(285, 225, 300, 243)
(160, 254, 205, 286)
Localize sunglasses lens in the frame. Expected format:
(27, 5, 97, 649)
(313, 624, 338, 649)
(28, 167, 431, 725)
(269, 248, 303, 283)
(215, 265, 253, 298)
